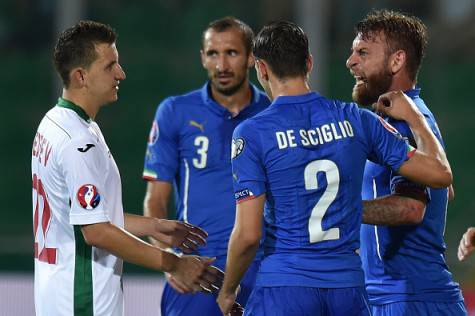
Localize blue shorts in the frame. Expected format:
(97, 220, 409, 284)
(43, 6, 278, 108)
(244, 286, 371, 316)
(371, 301, 467, 316)
(161, 259, 259, 316)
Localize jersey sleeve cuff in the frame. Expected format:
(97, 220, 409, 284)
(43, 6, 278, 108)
(69, 211, 110, 225)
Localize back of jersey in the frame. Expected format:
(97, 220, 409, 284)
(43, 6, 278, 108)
(231, 92, 410, 288)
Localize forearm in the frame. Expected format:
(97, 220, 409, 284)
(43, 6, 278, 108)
(124, 213, 157, 237)
(407, 116, 451, 179)
(221, 229, 259, 295)
(81, 222, 177, 272)
(362, 195, 425, 225)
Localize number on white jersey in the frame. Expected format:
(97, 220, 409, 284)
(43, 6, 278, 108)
(304, 160, 340, 243)
(193, 136, 209, 169)
(33, 173, 57, 264)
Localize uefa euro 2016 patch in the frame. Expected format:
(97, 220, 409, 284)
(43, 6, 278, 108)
(77, 184, 101, 210)
(234, 188, 255, 203)
(231, 137, 245, 159)
(148, 121, 159, 145)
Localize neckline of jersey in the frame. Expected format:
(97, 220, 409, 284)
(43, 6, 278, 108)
(272, 91, 320, 106)
(57, 97, 92, 123)
(404, 87, 421, 98)
(200, 82, 261, 117)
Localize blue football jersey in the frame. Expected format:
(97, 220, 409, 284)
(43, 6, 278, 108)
(143, 82, 270, 257)
(360, 88, 463, 304)
(231, 92, 412, 288)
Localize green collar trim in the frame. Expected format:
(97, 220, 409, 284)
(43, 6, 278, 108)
(57, 97, 91, 123)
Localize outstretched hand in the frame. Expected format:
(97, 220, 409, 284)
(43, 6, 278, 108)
(458, 227, 475, 261)
(170, 256, 224, 294)
(152, 219, 207, 254)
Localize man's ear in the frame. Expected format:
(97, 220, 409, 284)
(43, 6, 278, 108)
(389, 50, 406, 75)
(255, 59, 269, 81)
(247, 52, 255, 68)
(200, 49, 206, 69)
(307, 54, 314, 74)
(70, 67, 86, 88)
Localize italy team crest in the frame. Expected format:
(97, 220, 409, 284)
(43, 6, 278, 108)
(148, 121, 159, 145)
(77, 184, 101, 210)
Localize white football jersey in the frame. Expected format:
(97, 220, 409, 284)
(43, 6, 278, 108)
(32, 98, 124, 316)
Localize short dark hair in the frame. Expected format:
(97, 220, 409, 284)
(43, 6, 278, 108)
(355, 9, 428, 82)
(253, 21, 309, 79)
(53, 20, 117, 88)
(202, 16, 254, 54)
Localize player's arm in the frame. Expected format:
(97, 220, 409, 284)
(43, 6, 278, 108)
(80, 222, 222, 292)
(363, 195, 425, 225)
(448, 185, 455, 201)
(143, 180, 207, 294)
(144, 180, 172, 228)
(375, 91, 452, 188)
(458, 227, 475, 261)
(363, 177, 428, 225)
(217, 194, 265, 315)
(124, 213, 206, 253)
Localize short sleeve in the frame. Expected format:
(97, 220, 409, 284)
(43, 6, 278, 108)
(143, 97, 179, 182)
(360, 108, 414, 172)
(388, 118, 429, 202)
(59, 136, 110, 225)
(231, 121, 266, 203)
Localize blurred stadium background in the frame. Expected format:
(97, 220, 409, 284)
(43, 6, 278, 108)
(1, 0, 474, 314)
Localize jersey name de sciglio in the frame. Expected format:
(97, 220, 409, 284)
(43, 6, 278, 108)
(32, 99, 124, 316)
(274, 120, 354, 149)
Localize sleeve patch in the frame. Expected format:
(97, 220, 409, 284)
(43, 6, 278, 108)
(77, 184, 101, 210)
(148, 121, 159, 145)
(231, 138, 245, 159)
(235, 188, 255, 203)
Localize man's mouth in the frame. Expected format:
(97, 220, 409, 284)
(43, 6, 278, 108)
(354, 75, 367, 87)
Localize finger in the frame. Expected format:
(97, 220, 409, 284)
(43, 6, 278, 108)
(186, 231, 207, 247)
(179, 238, 200, 253)
(184, 222, 208, 238)
(204, 269, 224, 291)
(231, 302, 244, 316)
(198, 256, 217, 265)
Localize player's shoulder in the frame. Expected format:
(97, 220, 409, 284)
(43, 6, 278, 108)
(44, 106, 93, 140)
(159, 88, 204, 110)
(326, 97, 362, 113)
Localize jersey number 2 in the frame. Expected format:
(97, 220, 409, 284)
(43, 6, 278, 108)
(304, 160, 340, 243)
(33, 173, 57, 264)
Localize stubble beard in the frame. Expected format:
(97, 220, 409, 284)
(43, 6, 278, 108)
(352, 68, 393, 107)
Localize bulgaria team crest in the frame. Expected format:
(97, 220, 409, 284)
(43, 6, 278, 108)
(77, 184, 101, 210)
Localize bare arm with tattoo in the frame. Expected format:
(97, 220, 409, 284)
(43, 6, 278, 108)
(363, 195, 425, 225)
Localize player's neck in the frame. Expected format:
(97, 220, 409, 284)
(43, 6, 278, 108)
(211, 81, 252, 117)
(62, 89, 100, 120)
(269, 76, 311, 99)
(388, 73, 416, 93)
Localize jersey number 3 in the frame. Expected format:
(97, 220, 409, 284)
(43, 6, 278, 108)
(193, 136, 209, 169)
(304, 160, 340, 243)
